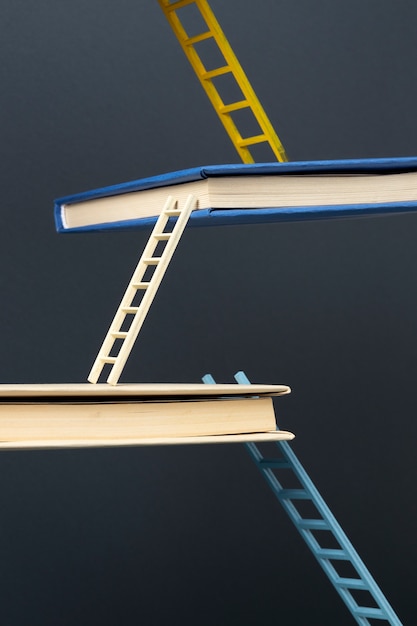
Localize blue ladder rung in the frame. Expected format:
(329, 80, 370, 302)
(297, 519, 329, 530)
(334, 577, 368, 590)
(316, 548, 347, 560)
(258, 459, 291, 469)
(277, 489, 310, 500)
(353, 606, 385, 619)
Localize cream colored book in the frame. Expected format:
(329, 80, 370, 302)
(0, 395, 294, 449)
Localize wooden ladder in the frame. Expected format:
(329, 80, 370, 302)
(158, 0, 288, 164)
(88, 194, 196, 385)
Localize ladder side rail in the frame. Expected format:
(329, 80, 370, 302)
(106, 194, 196, 384)
(233, 371, 403, 626)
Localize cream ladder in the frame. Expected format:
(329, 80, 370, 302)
(88, 194, 196, 385)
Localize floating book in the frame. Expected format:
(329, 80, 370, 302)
(55, 157, 417, 232)
(0, 383, 293, 449)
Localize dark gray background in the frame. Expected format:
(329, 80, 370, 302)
(0, 1, 416, 624)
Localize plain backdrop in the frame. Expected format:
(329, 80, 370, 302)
(0, 1, 416, 624)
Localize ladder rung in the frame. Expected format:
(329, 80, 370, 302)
(153, 233, 171, 240)
(259, 459, 291, 469)
(202, 65, 231, 80)
(353, 607, 385, 619)
(277, 489, 310, 500)
(316, 549, 347, 560)
(163, 0, 195, 12)
(111, 332, 128, 339)
(238, 134, 268, 147)
(184, 31, 213, 46)
(297, 519, 329, 530)
(164, 209, 182, 216)
(122, 307, 139, 314)
(334, 577, 368, 591)
(143, 257, 161, 265)
(219, 100, 250, 114)
(132, 282, 150, 289)
(101, 357, 117, 364)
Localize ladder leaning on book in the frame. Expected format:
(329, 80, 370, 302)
(157, 0, 288, 164)
(204, 372, 403, 626)
(88, 194, 196, 385)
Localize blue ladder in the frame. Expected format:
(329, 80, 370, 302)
(202, 371, 403, 626)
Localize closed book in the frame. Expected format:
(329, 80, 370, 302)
(0, 383, 293, 449)
(55, 156, 417, 233)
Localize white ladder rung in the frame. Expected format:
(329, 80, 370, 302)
(132, 282, 150, 289)
(143, 257, 161, 265)
(122, 307, 139, 314)
(154, 233, 171, 240)
(165, 209, 182, 216)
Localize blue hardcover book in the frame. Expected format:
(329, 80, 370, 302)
(54, 157, 417, 233)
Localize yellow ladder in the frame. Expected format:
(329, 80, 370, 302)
(88, 194, 196, 385)
(158, 0, 288, 163)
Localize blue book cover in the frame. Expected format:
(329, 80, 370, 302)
(54, 157, 417, 233)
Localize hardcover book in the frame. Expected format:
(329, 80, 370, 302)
(0, 383, 293, 449)
(55, 157, 417, 232)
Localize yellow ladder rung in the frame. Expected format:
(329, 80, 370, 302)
(238, 134, 268, 147)
(112, 332, 128, 339)
(219, 100, 250, 114)
(202, 65, 231, 80)
(163, 0, 195, 11)
(132, 282, 150, 289)
(184, 31, 213, 46)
